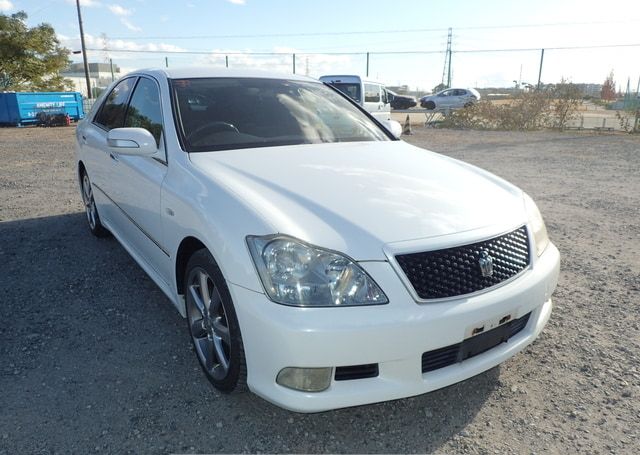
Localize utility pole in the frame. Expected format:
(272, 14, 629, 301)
(446, 30, 452, 88)
(165, 56, 168, 68)
(537, 48, 545, 90)
(225, 55, 229, 68)
(75, 0, 91, 99)
(519, 64, 523, 87)
(366, 52, 370, 77)
(292, 53, 296, 74)
(441, 28, 452, 88)
(109, 58, 114, 82)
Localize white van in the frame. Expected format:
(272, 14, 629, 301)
(319, 75, 391, 122)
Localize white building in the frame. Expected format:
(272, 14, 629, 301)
(62, 62, 121, 98)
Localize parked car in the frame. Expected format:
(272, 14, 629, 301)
(420, 88, 481, 110)
(76, 68, 559, 413)
(387, 89, 417, 110)
(319, 75, 391, 122)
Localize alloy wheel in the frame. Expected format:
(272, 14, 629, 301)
(82, 174, 97, 230)
(187, 267, 231, 381)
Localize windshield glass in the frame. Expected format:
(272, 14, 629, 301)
(172, 78, 388, 152)
(329, 82, 361, 103)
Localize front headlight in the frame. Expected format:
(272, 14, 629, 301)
(246, 235, 388, 307)
(523, 193, 550, 256)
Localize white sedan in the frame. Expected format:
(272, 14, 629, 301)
(76, 68, 560, 412)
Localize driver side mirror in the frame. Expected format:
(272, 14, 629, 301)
(107, 128, 157, 156)
(382, 120, 402, 138)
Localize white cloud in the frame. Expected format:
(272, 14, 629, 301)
(0, 0, 14, 11)
(198, 47, 352, 77)
(120, 18, 141, 32)
(227, 0, 246, 4)
(108, 4, 132, 16)
(59, 33, 185, 56)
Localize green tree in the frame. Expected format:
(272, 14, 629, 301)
(432, 83, 448, 93)
(0, 11, 72, 91)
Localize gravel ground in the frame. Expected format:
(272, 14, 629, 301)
(0, 126, 638, 454)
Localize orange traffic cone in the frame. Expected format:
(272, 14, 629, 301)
(403, 114, 412, 135)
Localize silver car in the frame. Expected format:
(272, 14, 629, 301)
(420, 88, 480, 110)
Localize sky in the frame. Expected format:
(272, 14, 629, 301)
(3, 0, 640, 92)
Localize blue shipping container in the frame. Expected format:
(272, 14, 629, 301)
(0, 92, 85, 126)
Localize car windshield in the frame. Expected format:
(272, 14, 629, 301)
(171, 78, 389, 152)
(329, 82, 361, 103)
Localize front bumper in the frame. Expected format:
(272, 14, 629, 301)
(230, 242, 560, 413)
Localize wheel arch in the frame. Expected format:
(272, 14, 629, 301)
(175, 236, 208, 295)
(78, 160, 86, 182)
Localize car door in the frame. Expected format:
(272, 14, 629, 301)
(364, 83, 390, 122)
(82, 76, 138, 228)
(453, 89, 468, 107)
(108, 76, 172, 283)
(380, 87, 392, 120)
(437, 89, 454, 108)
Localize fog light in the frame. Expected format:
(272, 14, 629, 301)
(276, 367, 332, 392)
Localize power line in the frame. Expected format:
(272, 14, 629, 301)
(86, 42, 640, 56)
(454, 43, 640, 53)
(106, 19, 640, 41)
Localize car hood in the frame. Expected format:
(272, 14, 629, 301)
(189, 141, 525, 260)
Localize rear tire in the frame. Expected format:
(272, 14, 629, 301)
(81, 171, 110, 238)
(185, 249, 247, 393)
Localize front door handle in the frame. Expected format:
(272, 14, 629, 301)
(109, 152, 119, 162)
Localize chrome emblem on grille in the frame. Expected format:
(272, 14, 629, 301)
(478, 250, 494, 277)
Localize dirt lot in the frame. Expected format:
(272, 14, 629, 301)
(1, 127, 638, 454)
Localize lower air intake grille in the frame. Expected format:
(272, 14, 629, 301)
(335, 363, 379, 381)
(395, 226, 530, 300)
(421, 312, 531, 373)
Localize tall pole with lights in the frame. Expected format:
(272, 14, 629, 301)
(75, 0, 91, 98)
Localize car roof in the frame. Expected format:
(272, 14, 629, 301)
(440, 87, 475, 92)
(319, 75, 386, 85)
(126, 67, 320, 83)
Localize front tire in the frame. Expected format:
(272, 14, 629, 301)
(81, 171, 110, 238)
(424, 100, 436, 110)
(185, 249, 247, 393)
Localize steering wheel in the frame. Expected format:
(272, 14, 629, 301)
(186, 121, 239, 143)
